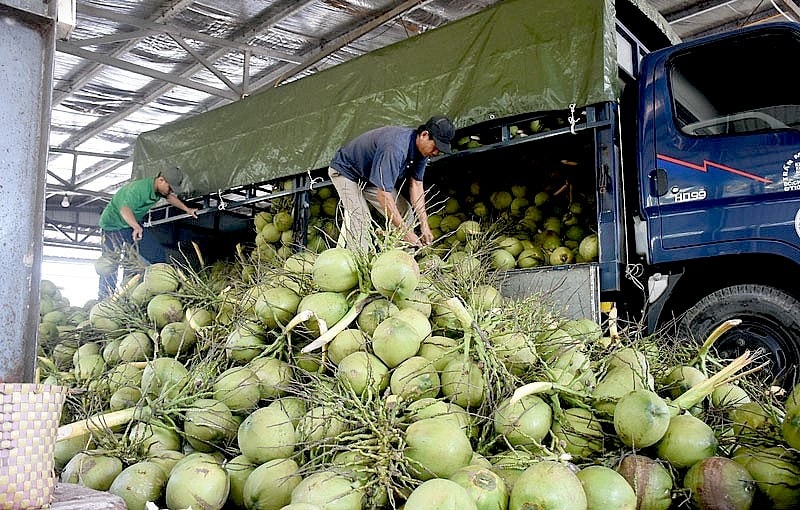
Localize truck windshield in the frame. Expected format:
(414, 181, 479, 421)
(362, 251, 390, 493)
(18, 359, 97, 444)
(668, 28, 800, 137)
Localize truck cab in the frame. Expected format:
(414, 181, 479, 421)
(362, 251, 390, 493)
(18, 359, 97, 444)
(632, 22, 800, 380)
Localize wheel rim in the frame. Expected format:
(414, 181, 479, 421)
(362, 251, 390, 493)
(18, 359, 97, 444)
(714, 316, 796, 380)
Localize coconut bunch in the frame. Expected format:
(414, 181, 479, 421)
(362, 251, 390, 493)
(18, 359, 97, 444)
(36, 279, 95, 355)
(252, 183, 301, 264)
(37, 228, 800, 510)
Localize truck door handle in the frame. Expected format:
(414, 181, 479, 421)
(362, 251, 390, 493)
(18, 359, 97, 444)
(649, 168, 668, 197)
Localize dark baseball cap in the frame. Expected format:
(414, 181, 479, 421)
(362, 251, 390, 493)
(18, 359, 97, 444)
(158, 167, 184, 193)
(425, 115, 455, 154)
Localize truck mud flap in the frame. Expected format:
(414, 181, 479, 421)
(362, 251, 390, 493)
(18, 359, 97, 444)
(498, 264, 601, 323)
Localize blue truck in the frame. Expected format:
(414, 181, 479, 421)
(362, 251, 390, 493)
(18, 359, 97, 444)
(133, 1, 800, 381)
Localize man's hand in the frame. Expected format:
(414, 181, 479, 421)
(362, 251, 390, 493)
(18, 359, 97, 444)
(420, 224, 434, 246)
(403, 231, 423, 247)
(132, 225, 144, 241)
(186, 207, 199, 219)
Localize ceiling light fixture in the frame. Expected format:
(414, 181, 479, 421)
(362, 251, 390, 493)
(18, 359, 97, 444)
(61, 194, 70, 208)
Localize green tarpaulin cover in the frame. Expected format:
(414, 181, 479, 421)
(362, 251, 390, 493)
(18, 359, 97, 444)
(132, 0, 674, 196)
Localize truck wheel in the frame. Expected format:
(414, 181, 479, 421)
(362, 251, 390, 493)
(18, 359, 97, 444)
(679, 284, 800, 383)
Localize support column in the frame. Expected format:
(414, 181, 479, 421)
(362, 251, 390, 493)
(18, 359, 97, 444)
(0, 1, 56, 382)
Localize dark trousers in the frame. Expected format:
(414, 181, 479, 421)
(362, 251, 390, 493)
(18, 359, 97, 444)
(99, 228, 170, 298)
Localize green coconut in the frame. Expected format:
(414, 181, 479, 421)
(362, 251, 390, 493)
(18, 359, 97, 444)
(213, 366, 261, 412)
(166, 453, 229, 510)
(405, 417, 473, 480)
(237, 407, 295, 464)
(392, 307, 433, 340)
(225, 321, 267, 363)
(267, 396, 307, 428)
(242, 457, 302, 510)
(736, 446, 800, 509)
(290, 471, 363, 510)
(117, 331, 153, 362)
(394, 288, 433, 317)
(661, 365, 707, 399)
(296, 405, 349, 444)
(128, 421, 181, 455)
(489, 449, 537, 492)
(336, 351, 390, 395)
(109, 386, 142, 411)
(101, 338, 121, 364)
(326, 328, 368, 365)
(551, 407, 604, 459)
(143, 263, 180, 293)
(312, 247, 359, 292)
(577, 465, 636, 510)
(579, 234, 598, 261)
(296, 291, 350, 335)
(159, 321, 196, 355)
(417, 335, 460, 371)
(449, 464, 509, 510)
(147, 449, 184, 477)
(490, 249, 516, 270)
(223, 455, 255, 509)
(729, 401, 775, 436)
(490, 331, 537, 375)
(108, 461, 168, 510)
(783, 406, 800, 449)
(371, 315, 424, 368)
(616, 455, 673, 510)
(509, 460, 588, 510)
(592, 365, 651, 416)
(356, 298, 399, 336)
(94, 255, 117, 277)
(683, 456, 755, 510)
(390, 356, 440, 402)
(711, 383, 751, 408)
(441, 359, 485, 408)
(186, 306, 214, 331)
(55, 434, 93, 471)
(89, 300, 120, 332)
(107, 362, 143, 393)
(405, 478, 478, 510)
(613, 390, 671, 448)
(183, 398, 238, 452)
(656, 414, 718, 469)
(405, 398, 474, 437)
(60, 450, 123, 491)
(146, 294, 184, 329)
(493, 394, 552, 449)
(247, 356, 293, 399)
(140, 357, 190, 400)
(73, 353, 105, 381)
(370, 248, 420, 301)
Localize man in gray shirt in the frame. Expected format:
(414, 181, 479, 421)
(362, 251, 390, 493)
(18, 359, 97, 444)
(328, 115, 455, 251)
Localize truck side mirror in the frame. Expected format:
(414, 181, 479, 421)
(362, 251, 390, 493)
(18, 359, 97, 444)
(649, 169, 668, 197)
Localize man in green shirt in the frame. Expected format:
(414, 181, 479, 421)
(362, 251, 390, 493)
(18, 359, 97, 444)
(98, 167, 198, 297)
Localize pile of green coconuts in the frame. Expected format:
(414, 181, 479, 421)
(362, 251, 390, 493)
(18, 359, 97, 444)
(35, 194, 800, 510)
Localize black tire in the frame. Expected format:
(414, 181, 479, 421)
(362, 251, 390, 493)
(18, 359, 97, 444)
(679, 284, 800, 384)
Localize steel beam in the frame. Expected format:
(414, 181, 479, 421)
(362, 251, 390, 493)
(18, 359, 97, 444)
(0, 1, 54, 382)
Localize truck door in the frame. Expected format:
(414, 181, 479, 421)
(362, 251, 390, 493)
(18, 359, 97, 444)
(643, 24, 800, 264)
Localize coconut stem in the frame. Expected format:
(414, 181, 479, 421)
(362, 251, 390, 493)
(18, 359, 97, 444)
(670, 350, 755, 415)
(301, 293, 374, 353)
(440, 296, 476, 362)
(56, 407, 138, 442)
(510, 381, 586, 405)
(691, 319, 742, 374)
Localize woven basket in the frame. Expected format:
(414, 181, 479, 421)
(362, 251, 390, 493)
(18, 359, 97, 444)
(0, 383, 66, 510)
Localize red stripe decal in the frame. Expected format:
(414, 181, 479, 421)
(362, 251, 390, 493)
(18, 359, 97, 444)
(657, 154, 772, 184)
